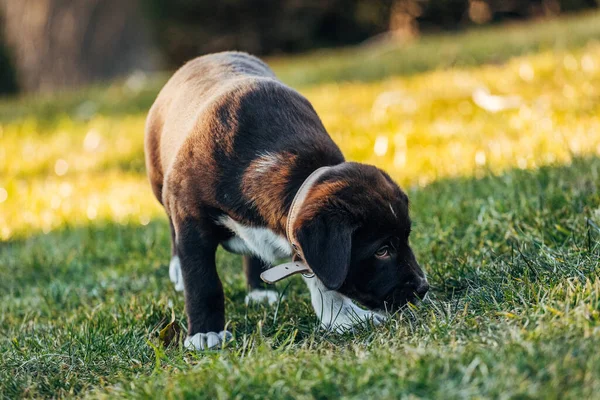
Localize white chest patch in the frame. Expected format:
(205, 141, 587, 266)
(218, 216, 292, 264)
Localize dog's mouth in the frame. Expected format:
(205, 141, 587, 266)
(345, 284, 428, 314)
(377, 287, 426, 313)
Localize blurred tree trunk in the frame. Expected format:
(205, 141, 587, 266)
(0, 0, 157, 93)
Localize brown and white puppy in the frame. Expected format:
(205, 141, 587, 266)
(145, 52, 428, 350)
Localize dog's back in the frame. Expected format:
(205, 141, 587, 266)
(144, 52, 276, 202)
(144, 51, 342, 216)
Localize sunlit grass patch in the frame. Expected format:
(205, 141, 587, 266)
(0, 116, 146, 179)
(0, 173, 161, 240)
(306, 43, 600, 186)
(271, 11, 600, 87)
(4, 42, 600, 239)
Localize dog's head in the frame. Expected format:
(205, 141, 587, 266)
(293, 162, 428, 312)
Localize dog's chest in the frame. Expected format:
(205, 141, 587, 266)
(218, 216, 292, 264)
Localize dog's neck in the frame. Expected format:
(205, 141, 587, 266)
(285, 166, 332, 253)
(241, 153, 338, 234)
(256, 165, 332, 284)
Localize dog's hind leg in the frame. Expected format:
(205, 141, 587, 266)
(168, 217, 184, 292)
(243, 255, 280, 305)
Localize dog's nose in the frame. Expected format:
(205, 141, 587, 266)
(415, 281, 429, 299)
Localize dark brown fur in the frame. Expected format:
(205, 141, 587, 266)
(145, 52, 428, 336)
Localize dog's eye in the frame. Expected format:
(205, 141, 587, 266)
(375, 245, 391, 259)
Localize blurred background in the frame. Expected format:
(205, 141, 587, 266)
(1, 0, 599, 94)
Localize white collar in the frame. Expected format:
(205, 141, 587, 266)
(260, 166, 332, 283)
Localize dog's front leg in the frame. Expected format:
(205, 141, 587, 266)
(175, 215, 232, 350)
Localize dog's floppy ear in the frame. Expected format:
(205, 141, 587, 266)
(296, 213, 353, 290)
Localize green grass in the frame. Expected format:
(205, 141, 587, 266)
(2, 13, 600, 399)
(272, 10, 600, 86)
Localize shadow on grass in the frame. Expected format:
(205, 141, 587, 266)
(3, 155, 599, 310)
(1, 155, 599, 398)
(412, 155, 600, 306)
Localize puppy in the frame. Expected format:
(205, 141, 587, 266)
(145, 52, 428, 350)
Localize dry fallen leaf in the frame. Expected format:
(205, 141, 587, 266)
(159, 320, 183, 348)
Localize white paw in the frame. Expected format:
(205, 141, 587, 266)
(169, 256, 184, 292)
(184, 330, 233, 350)
(244, 289, 281, 305)
(325, 305, 387, 333)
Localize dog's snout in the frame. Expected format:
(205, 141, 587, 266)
(415, 280, 429, 299)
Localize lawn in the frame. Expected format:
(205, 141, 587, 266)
(2, 12, 600, 399)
